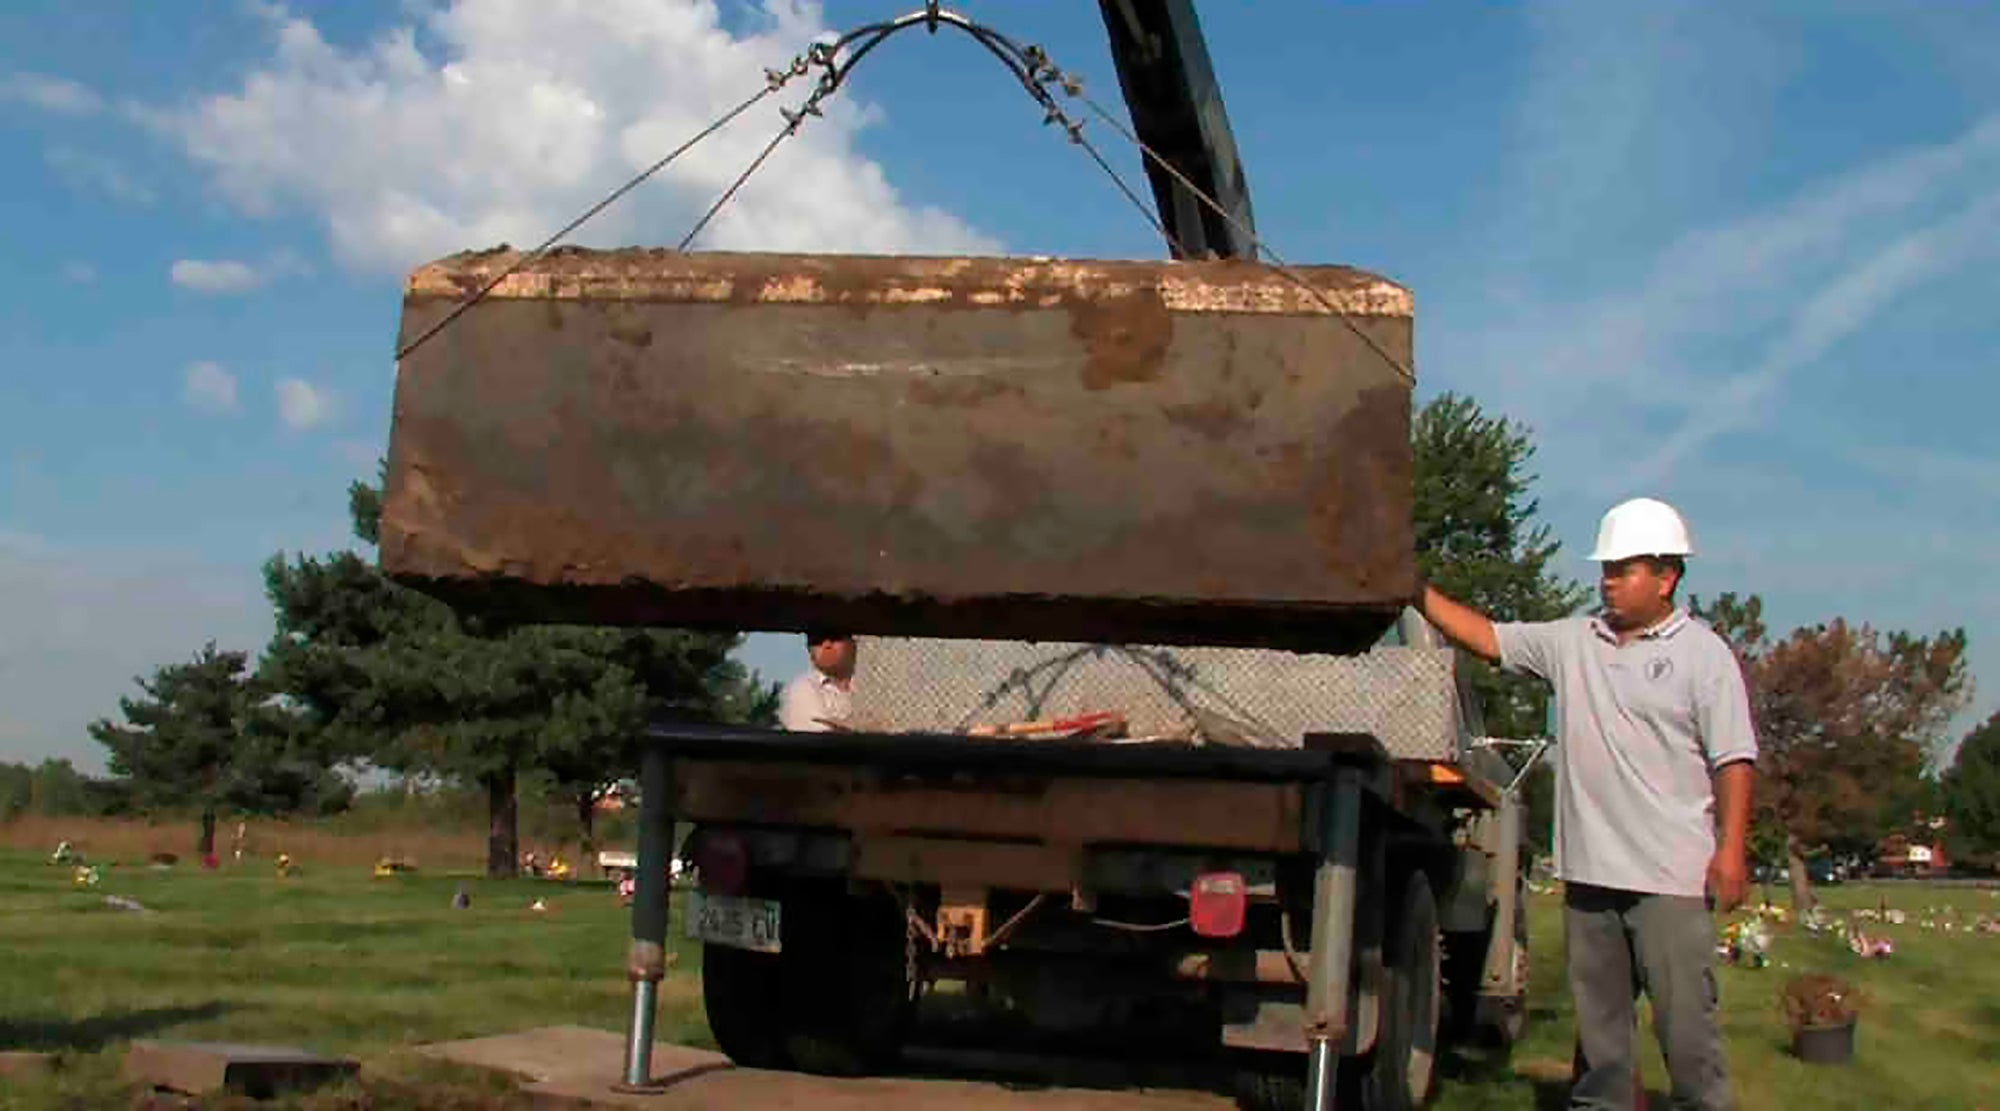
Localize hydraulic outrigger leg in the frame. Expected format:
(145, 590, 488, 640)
(1303, 767, 1364, 1109)
(616, 741, 675, 1092)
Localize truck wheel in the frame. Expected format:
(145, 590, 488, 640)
(702, 942, 792, 1069)
(1230, 1049, 1305, 1111)
(784, 886, 914, 1076)
(1354, 872, 1441, 1110)
(702, 882, 912, 1074)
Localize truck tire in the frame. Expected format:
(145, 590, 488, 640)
(780, 883, 913, 1077)
(702, 942, 791, 1070)
(1353, 871, 1441, 1111)
(701, 882, 912, 1075)
(1230, 1049, 1305, 1111)
(1232, 874, 1442, 1111)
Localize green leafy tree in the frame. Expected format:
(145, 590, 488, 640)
(0, 762, 30, 821)
(1697, 593, 1971, 907)
(1411, 393, 1590, 852)
(1943, 712, 2000, 865)
(0, 758, 104, 818)
(1412, 392, 1591, 742)
(27, 758, 96, 816)
(264, 473, 777, 877)
(88, 643, 346, 857)
(538, 630, 777, 860)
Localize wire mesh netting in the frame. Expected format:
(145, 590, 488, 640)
(850, 636, 1480, 762)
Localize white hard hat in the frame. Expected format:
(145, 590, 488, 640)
(1588, 497, 1695, 562)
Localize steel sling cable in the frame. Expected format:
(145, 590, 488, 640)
(678, 7, 1185, 257)
(393, 76, 794, 363)
(679, 7, 1410, 381)
(1057, 84, 1420, 384)
(396, 4, 1403, 386)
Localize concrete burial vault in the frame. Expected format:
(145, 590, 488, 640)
(380, 249, 1417, 652)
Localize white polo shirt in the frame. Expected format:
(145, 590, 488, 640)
(1495, 609, 1758, 898)
(779, 669, 853, 733)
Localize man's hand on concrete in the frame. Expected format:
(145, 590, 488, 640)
(1414, 582, 1502, 663)
(1707, 849, 1749, 913)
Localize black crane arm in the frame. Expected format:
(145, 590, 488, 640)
(1094, 0, 1257, 261)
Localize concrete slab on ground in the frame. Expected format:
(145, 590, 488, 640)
(419, 1026, 1234, 1110)
(122, 1040, 358, 1098)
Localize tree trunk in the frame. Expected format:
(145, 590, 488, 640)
(576, 789, 597, 864)
(485, 767, 519, 879)
(197, 808, 217, 860)
(1786, 832, 1815, 911)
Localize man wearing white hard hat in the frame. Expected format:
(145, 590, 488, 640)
(1417, 497, 1756, 1111)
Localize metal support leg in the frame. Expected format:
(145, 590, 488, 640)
(617, 740, 675, 1092)
(1303, 767, 1363, 1110)
(1484, 794, 1522, 992)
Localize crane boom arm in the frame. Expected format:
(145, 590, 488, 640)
(1094, 0, 1257, 260)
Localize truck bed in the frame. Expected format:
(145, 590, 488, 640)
(652, 719, 1382, 783)
(656, 720, 1456, 863)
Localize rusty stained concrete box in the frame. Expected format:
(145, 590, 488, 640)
(381, 249, 1416, 652)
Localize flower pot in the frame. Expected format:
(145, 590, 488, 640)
(1791, 1018, 1856, 1065)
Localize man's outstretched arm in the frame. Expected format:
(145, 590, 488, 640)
(1415, 583, 1502, 663)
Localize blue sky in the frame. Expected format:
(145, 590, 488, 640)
(3, 0, 1995, 774)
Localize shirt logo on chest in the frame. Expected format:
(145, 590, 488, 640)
(1646, 656, 1674, 682)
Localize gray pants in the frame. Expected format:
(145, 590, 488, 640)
(1565, 883, 1732, 1111)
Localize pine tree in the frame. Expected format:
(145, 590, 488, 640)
(90, 643, 346, 856)
(262, 472, 776, 876)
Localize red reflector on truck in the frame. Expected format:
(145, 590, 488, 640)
(1189, 871, 1247, 938)
(690, 831, 749, 896)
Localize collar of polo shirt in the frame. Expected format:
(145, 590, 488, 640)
(1589, 607, 1689, 643)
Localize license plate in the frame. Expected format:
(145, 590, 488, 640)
(686, 891, 782, 953)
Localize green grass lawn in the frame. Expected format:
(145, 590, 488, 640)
(1434, 881, 2000, 1111)
(2, 848, 1996, 1109)
(0, 849, 702, 1108)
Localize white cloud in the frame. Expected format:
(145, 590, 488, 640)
(0, 530, 56, 558)
(168, 253, 311, 294)
(159, 0, 998, 273)
(276, 378, 334, 430)
(1848, 442, 2000, 499)
(1627, 189, 2000, 486)
(183, 361, 241, 414)
(60, 261, 97, 284)
(1436, 111, 2000, 503)
(1, 72, 103, 115)
(45, 146, 156, 205)
(170, 258, 262, 293)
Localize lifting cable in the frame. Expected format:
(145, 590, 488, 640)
(395, 3, 1417, 387)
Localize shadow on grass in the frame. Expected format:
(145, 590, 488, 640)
(893, 991, 1234, 1096)
(897, 1042, 1232, 1097)
(1975, 1001, 2000, 1039)
(1443, 1039, 1691, 1111)
(0, 1001, 233, 1052)
(1439, 1042, 1574, 1111)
